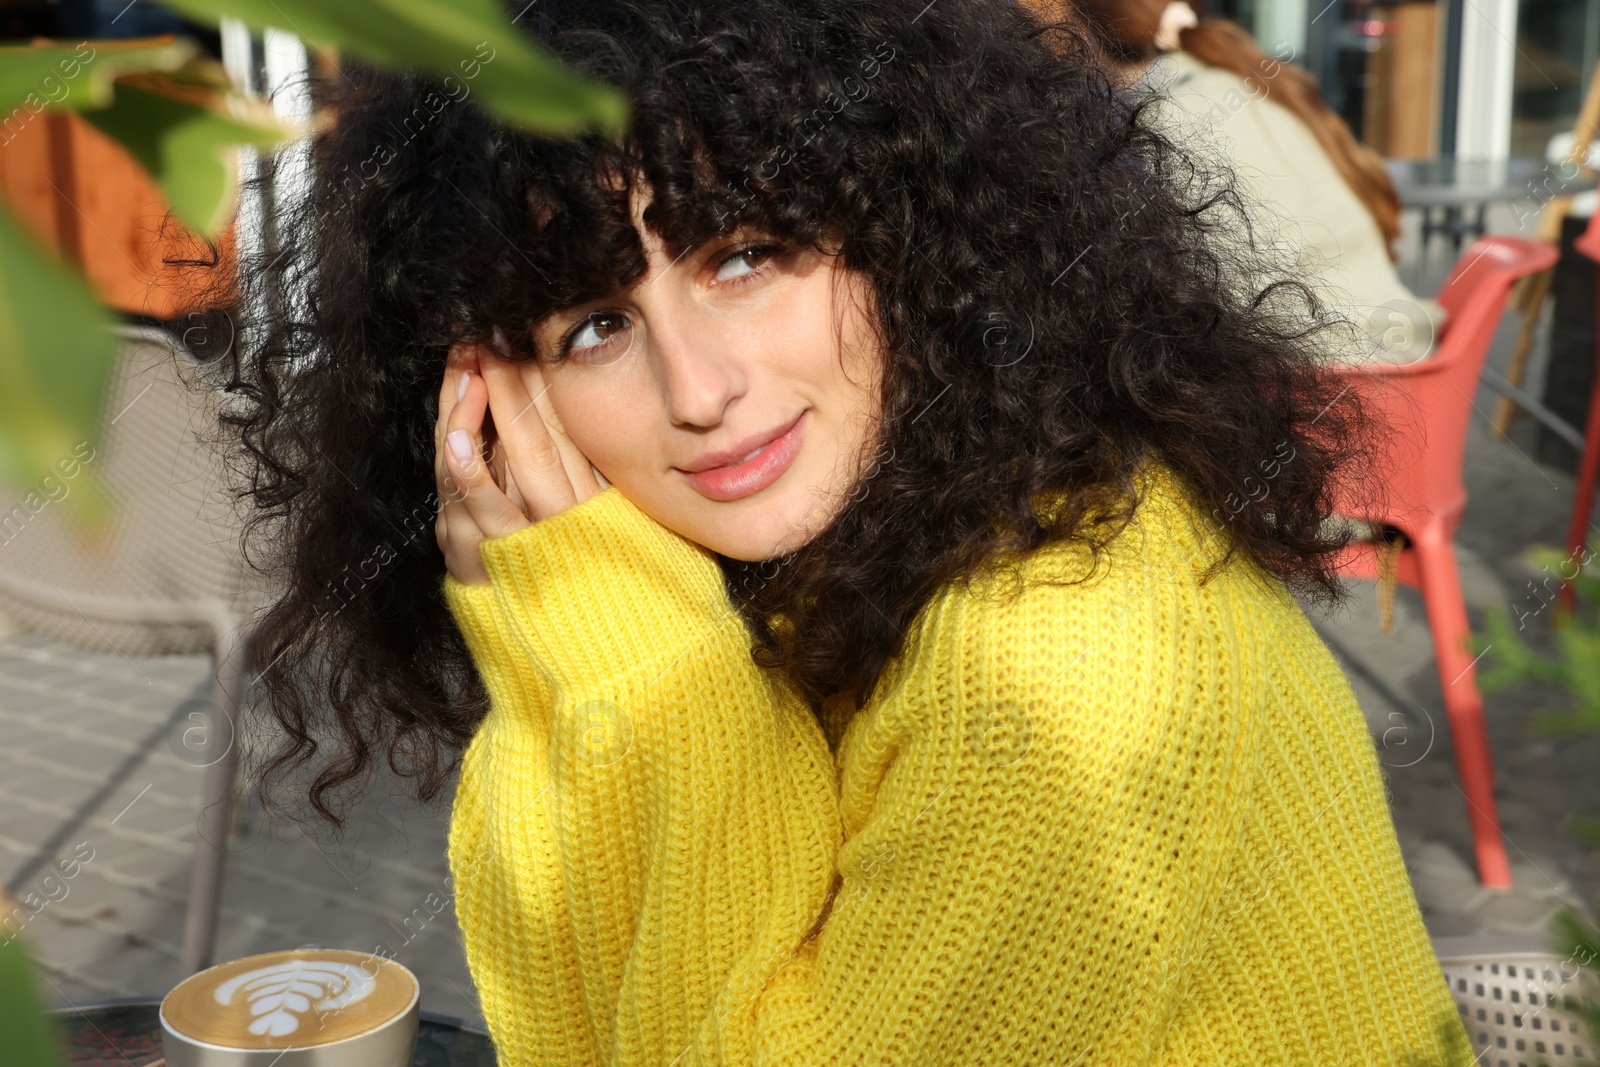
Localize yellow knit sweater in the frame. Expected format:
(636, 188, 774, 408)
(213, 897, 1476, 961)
(441, 460, 1475, 1066)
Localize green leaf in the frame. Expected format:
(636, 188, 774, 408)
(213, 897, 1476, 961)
(0, 933, 66, 1067)
(79, 74, 289, 236)
(1550, 905, 1600, 1041)
(0, 37, 201, 115)
(1480, 541, 1600, 739)
(0, 204, 118, 531)
(1476, 608, 1559, 693)
(0, 41, 287, 236)
(1571, 813, 1600, 854)
(1552, 620, 1600, 697)
(151, 0, 628, 136)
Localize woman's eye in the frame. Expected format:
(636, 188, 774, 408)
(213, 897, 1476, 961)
(565, 311, 630, 357)
(715, 246, 776, 282)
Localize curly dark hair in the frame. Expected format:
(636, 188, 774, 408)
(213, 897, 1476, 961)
(189, 0, 1374, 825)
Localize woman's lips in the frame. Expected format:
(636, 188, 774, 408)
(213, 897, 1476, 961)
(676, 411, 807, 501)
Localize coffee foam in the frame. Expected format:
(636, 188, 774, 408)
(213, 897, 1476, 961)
(162, 949, 417, 1049)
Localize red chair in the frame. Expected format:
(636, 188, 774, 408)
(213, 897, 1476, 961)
(1329, 236, 1560, 891)
(1564, 212, 1600, 606)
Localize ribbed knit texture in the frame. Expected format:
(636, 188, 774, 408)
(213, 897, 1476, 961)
(442, 461, 1476, 1066)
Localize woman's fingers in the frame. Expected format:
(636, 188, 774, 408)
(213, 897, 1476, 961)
(435, 343, 528, 586)
(521, 357, 604, 501)
(433, 335, 605, 586)
(435, 343, 478, 496)
(476, 343, 587, 521)
(445, 370, 533, 542)
(482, 431, 527, 516)
(497, 453, 528, 517)
(435, 346, 483, 583)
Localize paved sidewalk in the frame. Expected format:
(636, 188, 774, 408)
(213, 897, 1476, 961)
(0, 631, 479, 1026)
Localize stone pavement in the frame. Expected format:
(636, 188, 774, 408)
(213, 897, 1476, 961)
(0, 628, 480, 1026)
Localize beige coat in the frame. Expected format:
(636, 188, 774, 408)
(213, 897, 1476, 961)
(1141, 50, 1443, 363)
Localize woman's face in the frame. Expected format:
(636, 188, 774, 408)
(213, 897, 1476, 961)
(530, 192, 886, 562)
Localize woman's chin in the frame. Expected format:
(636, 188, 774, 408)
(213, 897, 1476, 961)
(696, 525, 810, 564)
(678, 492, 835, 562)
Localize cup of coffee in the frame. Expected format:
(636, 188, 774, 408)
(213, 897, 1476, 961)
(159, 948, 419, 1067)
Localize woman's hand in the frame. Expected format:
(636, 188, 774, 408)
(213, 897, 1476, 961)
(435, 338, 608, 586)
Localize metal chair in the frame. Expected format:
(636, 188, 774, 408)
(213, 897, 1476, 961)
(0, 323, 275, 975)
(1329, 236, 1561, 890)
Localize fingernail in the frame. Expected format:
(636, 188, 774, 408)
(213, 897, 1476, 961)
(491, 326, 508, 356)
(447, 428, 473, 465)
(457, 370, 470, 402)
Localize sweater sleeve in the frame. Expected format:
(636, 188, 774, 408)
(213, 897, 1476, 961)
(440, 487, 843, 1067)
(673, 535, 1265, 1065)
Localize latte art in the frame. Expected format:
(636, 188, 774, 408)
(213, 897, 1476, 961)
(212, 958, 377, 1036)
(161, 948, 418, 1054)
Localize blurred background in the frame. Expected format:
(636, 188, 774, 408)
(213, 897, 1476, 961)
(1213, 0, 1594, 160)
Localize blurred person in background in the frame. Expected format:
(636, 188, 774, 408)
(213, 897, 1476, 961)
(1029, 0, 1445, 363)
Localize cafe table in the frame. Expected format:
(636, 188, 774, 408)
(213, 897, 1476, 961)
(1384, 156, 1599, 253)
(47, 997, 496, 1066)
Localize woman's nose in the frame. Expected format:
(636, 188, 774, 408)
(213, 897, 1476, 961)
(649, 313, 749, 428)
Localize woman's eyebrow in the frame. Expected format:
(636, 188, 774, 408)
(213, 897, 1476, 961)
(545, 283, 628, 319)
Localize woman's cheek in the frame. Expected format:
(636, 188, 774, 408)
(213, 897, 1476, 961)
(552, 388, 628, 478)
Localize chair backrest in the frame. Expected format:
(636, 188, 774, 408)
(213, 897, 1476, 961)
(1434, 935, 1599, 1067)
(0, 325, 278, 654)
(1330, 236, 1560, 535)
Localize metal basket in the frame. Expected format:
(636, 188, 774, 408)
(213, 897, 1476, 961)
(1435, 935, 1600, 1066)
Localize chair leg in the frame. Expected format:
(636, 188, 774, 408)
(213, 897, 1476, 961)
(1412, 533, 1513, 890)
(179, 619, 252, 975)
(1560, 356, 1600, 616)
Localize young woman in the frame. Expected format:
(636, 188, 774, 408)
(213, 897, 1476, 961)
(210, 0, 1476, 1062)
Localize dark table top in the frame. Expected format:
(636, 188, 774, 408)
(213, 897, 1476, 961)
(1384, 157, 1598, 208)
(48, 998, 496, 1066)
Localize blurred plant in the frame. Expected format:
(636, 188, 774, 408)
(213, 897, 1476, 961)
(1550, 905, 1600, 1043)
(154, 0, 629, 135)
(0, 36, 277, 531)
(0, 0, 627, 532)
(0, 918, 64, 1067)
(1477, 538, 1600, 1047)
(1479, 541, 1600, 738)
